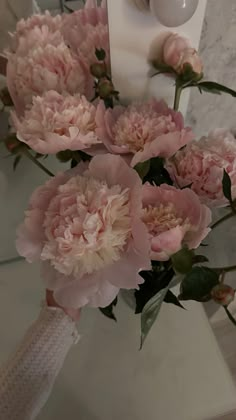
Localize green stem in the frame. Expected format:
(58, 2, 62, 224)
(23, 149, 54, 177)
(173, 84, 182, 111)
(211, 211, 235, 230)
(214, 265, 236, 273)
(0, 256, 23, 266)
(224, 306, 236, 327)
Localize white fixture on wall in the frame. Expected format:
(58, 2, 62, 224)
(107, 0, 206, 116)
(133, 0, 199, 27)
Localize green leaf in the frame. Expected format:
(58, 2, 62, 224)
(144, 157, 173, 186)
(171, 248, 194, 274)
(222, 169, 233, 203)
(13, 155, 21, 170)
(196, 81, 236, 97)
(134, 160, 150, 180)
(56, 150, 73, 163)
(141, 285, 169, 349)
(164, 290, 185, 309)
(150, 61, 176, 75)
(179, 267, 220, 302)
(95, 48, 106, 61)
(192, 255, 209, 265)
(135, 268, 175, 314)
(99, 297, 118, 321)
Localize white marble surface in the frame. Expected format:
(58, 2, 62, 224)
(187, 0, 236, 135)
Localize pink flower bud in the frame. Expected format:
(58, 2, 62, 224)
(211, 284, 235, 306)
(163, 33, 203, 75)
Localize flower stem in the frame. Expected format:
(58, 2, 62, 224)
(23, 149, 54, 177)
(174, 84, 182, 111)
(0, 256, 23, 266)
(224, 306, 236, 327)
(214, 265, 236, 273)
(211, 211, 235, 230)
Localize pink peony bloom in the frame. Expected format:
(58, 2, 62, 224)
(142, 184, 211, 261)
(166, 129, 236, 208)
(12, 91, 101, 154)
(62, 0, 110, 70)
(7, 42, 91, 113)
(16, 155, 151, 309)
(150, 32, 203, 76)
(95, 99, 194, 167)
(8, 12, 63, 53)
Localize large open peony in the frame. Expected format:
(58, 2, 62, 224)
(95, 99, 194, 167)
(166, 129, 236, 207)
(12, 91, 101, 154)
(142, 184, 212, 261)
(16, 155, 151, 309)
(7, 42, 90, 113)
(8, 11, 63, 53)
(62, 0, 110, 69)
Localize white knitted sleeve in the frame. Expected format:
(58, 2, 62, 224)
(0, 306, 79, 420)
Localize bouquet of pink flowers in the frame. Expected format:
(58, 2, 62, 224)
(2, 0, 236, 346)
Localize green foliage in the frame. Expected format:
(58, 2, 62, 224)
(134, 160, 150, 180)
(99, 297, 118, 321)
(143, 157, 173, 186)
(179, 267, 220, 302)
(135, 267, 175, 314)
(171, 248, 194, 274)
(164, 290, 185, 309)
(95, 48, 106, 62)
(222, 170, 233, 203)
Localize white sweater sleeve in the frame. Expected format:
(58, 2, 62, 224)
(0, 305, 79, 420)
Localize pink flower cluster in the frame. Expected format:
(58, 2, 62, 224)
(12, 91, 101, 154)
(12, 4, 234, 314)
(6, 0, 109, 111)
(16, 155, 151, 309)
(166, 129, 236, 207)
(16, 154, 211, 310)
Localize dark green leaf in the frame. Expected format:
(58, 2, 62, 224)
(192, 255, 209, 265)
(171, 248, 194, 274)
(135, 268, 175, 314)
(0, 87, 13, 106)
(95, 48, 106, 61)
(222, 170, 233, 203)
(179, 267, 220, 302)
(56, 150, 73, 163)
(164, 290, 185, 309)
(134, 160, 150, 180)
(141, 285, 170, 348)
(195, 81, 236, 97)
(150, 60, 176, 75)
(144, 157, 173, 186)
(13, 155, 21, 171)
(99, 297, 118, 321)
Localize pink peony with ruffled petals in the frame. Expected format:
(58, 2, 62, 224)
(12, 91, 101, 154)
(16, 155, 151, 309)
(95, 99, 194, 167)
(166, 129, 236, 208)
(7, 42, 91, 113)
(8, 11, 63, 54)
(62, 0, 110, 69)
(142, 184, 212, 261)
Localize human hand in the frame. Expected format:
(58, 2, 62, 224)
(46, 290, 81, 322)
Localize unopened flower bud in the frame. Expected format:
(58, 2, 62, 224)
(211, 284, 235, 306)
(97, 78, 114, 99)
(90, 62, 107, 79)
